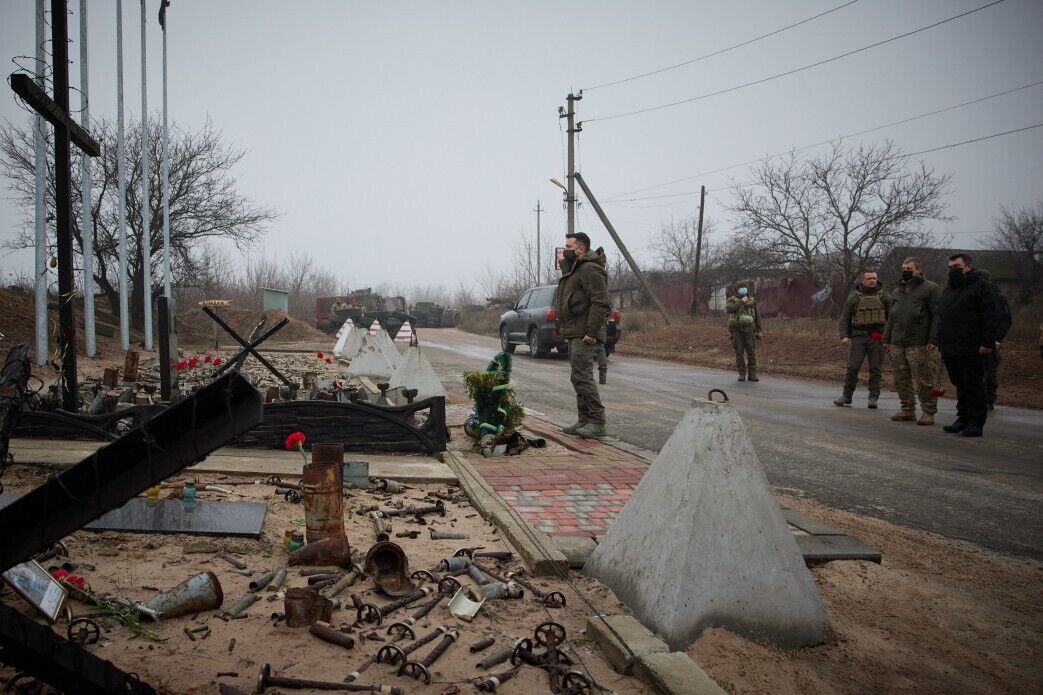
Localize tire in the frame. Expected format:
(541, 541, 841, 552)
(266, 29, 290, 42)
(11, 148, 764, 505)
(529, 329, 547, 358)
(500, 326, 516, 353)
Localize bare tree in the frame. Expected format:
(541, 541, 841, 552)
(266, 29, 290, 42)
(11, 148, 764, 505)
(731, 141, 951, 289)
(648, 216, 706, 275)
(1, 117, 277, 328)
(990, 201, 1042, 302)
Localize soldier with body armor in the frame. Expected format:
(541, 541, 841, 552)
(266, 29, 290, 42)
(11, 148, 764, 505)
(726, 281, 762, 382)
(834, 270, 893, 408)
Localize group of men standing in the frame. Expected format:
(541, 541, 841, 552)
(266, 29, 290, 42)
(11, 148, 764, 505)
(835, 253, 1010, 437)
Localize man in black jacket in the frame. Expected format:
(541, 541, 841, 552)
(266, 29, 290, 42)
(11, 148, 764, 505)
(938, 253, 999, 437)
(978, 269, 1012, 409)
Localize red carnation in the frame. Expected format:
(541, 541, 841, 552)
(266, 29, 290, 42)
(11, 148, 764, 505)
(284, 431, 306, 451)
(317, 351, 325, 359)
(212, 357, 223, 367)
(325, 357, 332, 364)
(204, 355, 213, 364)
(869, 330, 883, 342)
(50, 568, 69, 581)
(188, 356, 199, 369)
(930, 388, 945, 397)
(175, 360, 187, 371)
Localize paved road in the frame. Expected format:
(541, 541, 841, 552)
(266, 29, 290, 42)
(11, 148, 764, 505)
(419, 328, 1043, 560)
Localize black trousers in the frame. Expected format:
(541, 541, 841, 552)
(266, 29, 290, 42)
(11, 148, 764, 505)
(943, 354, 988, 427)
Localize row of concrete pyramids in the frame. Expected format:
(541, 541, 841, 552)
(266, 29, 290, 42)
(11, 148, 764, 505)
(331, 319, 444, 400)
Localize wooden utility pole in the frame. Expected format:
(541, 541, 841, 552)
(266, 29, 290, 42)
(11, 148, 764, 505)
(533, 200, 542, 284)
(560, 93, 582, 236)
(691, 185, 706, 315)
(574, 172, 672, 325)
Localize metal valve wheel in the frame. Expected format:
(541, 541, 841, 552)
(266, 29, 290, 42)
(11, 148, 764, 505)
(562, 670, 593, 694)
(283, 488, 302, 503)
(67, 617, 100, 644)
(535, 621, 567, 647)
(355, 603, 381, 625)
(542, 591, 567, 608)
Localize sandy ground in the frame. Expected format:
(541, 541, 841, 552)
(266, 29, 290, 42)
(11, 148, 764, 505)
(690, 493, 1043, 694)
(0, 465, 645, 695)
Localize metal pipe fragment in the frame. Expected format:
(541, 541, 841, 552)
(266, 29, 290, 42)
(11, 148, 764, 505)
(267, 569, 288, 592)
(224, 592, 259, 618)
(470, 635, 495, 653)
(309, 621, 356, 651)
(476, 666, 521, 692)
(477, 640, 521, 670)
(248, 572, 276, 592)
(220, 554, 247, 570)
(255, 664, 402, 693)
(323, 565, 362, 598)
(430, 529, 469, 540)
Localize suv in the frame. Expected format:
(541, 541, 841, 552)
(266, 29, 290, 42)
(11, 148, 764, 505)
(499, 284, 622, 357)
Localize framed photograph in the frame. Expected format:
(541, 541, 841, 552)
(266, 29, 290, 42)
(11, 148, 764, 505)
(2, 560, 67, 623)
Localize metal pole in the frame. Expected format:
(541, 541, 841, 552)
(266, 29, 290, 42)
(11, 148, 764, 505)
(564, 93, 581, 236)
(79, 0, 96, 357)
(691, 185, 705, 316)
(140, 0, 153, 349)
(33, 0, 48, 366)
(161, 4, 172, 298)
(52, 0, 80, 410)
(116, 0, 130, 350)
(574, 172, 672, 325)
(533, 200, 542, 284)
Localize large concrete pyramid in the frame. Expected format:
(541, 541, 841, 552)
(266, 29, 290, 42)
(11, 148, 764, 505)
(347, 343, 395, 380)
(333, 320, 354, 357)
(585, 397, 829, 650)
(340, 324, 366, 361)
(390, 345, 445, 400)
(368, 324, 402, 370)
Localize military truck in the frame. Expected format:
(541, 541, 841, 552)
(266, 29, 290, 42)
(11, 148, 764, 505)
(411, 301, 457, 328)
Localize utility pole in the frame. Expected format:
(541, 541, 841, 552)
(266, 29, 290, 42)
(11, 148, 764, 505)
(79, 0, 96, 357)
(160, 0, 172, 297)
(559, 92, 582, 236)
(691, 185, 705, 316)
(533, 200, 542, 284)
(140, 0, 153, 349)
(33, 0, 47, 366)
(116, 0, 130, 350)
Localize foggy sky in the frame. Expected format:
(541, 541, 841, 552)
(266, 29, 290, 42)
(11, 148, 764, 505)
(1, 0, 1041, 294)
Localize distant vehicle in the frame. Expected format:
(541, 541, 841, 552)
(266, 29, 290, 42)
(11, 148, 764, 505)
(315, 292, 415, 336)
(410, 301, 457, 328)
(498, 284, 622, 357)
(315, 295, 361, 333)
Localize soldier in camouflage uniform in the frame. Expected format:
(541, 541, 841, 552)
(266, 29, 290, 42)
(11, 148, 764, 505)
(884, 257, 941, 425)
(834, 270, 893, 408)
(726, 281, 762, 382)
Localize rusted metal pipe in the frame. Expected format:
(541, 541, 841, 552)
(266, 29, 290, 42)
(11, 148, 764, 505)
(375, 587, 430, 621)
(344, 622, 414, 683)
(476, 666, 521, 692)
(376, 626, 447, 666)
(323, 565, 363, 598)
(266, 569, 288, 592)
(399, 629, 458, 684)
(402, 577, 461, 626)
(470, 635, 495, 653)
(309, 621, 356, 651)
(220, 554, 247, 570)
(255, 664, 402, 693)
(369, 511, 391, 542)
(429, 529, 469, 540)
(248, 572, 276, 592)
(224, 592, 259, 618)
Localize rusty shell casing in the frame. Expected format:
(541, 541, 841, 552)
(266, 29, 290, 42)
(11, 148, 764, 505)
(289, 534, 353, 569)
(284, 588, 335, 628)
(302, 444, 345, 543)
(144, 571, 224, 619)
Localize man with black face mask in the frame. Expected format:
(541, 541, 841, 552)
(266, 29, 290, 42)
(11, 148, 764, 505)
(938, 253, 999, 437)
(884, 257, 941, 425)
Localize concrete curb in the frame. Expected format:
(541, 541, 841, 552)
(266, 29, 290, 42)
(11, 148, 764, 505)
(522, 406, 658, 462)
(587, 614, 725, 695)
(441, 450, 568, 576)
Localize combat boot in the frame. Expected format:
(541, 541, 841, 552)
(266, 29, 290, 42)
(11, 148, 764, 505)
(890, 410, 916, 422)
(574, 422, 607, 439)
(833, 395, 852, 407)
(737, 373, 746, 382)
(561, 421, 587, 435)
(917, 413, 934, 426)
(748, 372, 759, 382)
(599, 369, 607, 385)
(868, 396, 879, 409)
(961, 424, 983, 437)
(943, 419, 968, 433)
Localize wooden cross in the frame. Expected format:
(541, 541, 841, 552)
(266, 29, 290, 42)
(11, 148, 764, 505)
(9, 0, 102, 411)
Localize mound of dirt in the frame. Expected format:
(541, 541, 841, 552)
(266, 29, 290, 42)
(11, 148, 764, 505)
(0, 286, 138, 358)
(177, 307, 327, 346)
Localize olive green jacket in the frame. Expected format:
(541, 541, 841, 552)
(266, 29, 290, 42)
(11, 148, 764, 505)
(726, 295, 762, 333)
(884, 275, 941, 346)
(839, 284, 893, 337)
(556, 248, 611, 341)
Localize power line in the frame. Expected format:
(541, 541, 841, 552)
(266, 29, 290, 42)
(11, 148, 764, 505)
(582, 0, 861, 91)
(605, 78, 1042, 200)
(905, 122, 1042, 156)
(585, 0, 1007, 123)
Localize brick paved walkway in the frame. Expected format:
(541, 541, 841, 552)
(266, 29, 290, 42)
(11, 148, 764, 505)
(469, 416, 649, 538)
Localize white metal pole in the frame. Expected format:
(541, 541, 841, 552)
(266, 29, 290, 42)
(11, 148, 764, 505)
(140, 0, 153, 348)
(79, 0, 97, 356)
(33, 0, 48, 365)
(116, 0, 130, 350)
(161, 9, 171, 298)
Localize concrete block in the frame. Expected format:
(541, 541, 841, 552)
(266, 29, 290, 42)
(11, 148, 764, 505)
(587, 614, 668, 675)
(553, 535, 596, 568)
(635, 652, 726, 695)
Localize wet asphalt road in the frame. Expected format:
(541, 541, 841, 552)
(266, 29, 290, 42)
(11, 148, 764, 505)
(419, 328, 1043, 560)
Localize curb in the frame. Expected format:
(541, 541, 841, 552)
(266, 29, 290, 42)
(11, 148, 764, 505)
(441, 450, 568, 576)
(522, 406, 658, 462)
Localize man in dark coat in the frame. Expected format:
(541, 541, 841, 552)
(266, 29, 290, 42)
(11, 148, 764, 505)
(978, 269, 1012, 409)
(556, 232, 611, 438)
(938, 253, 999, 437)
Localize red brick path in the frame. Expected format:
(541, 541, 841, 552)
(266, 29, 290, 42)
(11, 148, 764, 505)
(469, 416, 649, 538)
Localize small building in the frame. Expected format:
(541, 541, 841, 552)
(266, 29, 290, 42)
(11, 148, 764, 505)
(261, 287, 289, 313)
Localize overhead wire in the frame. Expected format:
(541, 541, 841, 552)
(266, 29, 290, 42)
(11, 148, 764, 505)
(584, 0, 1008, 123)
(604, 79, 1043, 200)
(583, 0, 862, 91)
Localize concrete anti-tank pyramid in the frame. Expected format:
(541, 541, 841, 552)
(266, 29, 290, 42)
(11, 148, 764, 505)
(390, 345, 445, 400)
(368, 324, 401, 370)
(585, 397, 829, 650)
(340, 323, 366, 361)
(346, 343, 395, 380)
(333, 319, 354, 357)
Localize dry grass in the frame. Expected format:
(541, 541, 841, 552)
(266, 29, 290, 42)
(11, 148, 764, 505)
(456, 308, 503, 337)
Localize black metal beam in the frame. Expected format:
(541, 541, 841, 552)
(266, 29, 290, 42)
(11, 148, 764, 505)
(0, 371, 263, 572)
(9, 73, 101, 157)
(203, 307, 293, 386)
(0, 342, 31, 478)
(0, 603, 155, 694)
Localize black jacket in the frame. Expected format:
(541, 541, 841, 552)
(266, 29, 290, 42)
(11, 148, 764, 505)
(938, 269, 999, 358)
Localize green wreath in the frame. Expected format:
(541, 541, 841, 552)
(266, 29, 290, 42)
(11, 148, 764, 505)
(463, 352, 524, 434)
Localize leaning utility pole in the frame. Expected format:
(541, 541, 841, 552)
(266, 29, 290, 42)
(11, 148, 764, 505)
(559, 92, 582, 236)
(33, 0, 47, 366)
(140, 0, 153, 349)
(574, 172, 672, 326)
(690, 185, 705, 316)
(159, 0, 172, 297)
(116, 0, 130, 350)
(79, 0, 96, 357)
(533, 200, 542, 284)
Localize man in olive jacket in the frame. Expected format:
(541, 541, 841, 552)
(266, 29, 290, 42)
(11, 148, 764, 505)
(884, 257, 941, 425)
(834, 270, 893, 408)
(556, 232, 611, 438)
(726, 281, 762, 381)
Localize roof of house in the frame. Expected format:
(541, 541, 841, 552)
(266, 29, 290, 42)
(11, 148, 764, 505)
(886, 248, 1035, 282)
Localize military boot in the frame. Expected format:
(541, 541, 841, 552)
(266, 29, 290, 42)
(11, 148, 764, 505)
(599, 369, 607, 385)
(561, 421, 587, 435)
(748, 372, 760, 382)
(890, 410, 916, 422)
(833, 395, 852, 407)
(574, 422, 607, 439)
(737, 372, 747, 382)
(867, 396, 879, 409)
(917, 412, 935, 426)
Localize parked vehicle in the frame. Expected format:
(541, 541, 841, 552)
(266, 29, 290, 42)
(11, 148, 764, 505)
(314, 292, 414, 337)
(410, 301, 457, 328)
(498, 284, 622, 357)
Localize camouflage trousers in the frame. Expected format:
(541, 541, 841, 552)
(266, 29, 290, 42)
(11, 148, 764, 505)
(568, 339, 605, 426)
(891, 345, 938, 415)
(731, 331, 758, 376)
(842, 335, 884, 398)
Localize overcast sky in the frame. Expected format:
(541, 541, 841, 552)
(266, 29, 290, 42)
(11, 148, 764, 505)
(1, 0, 1041, 293)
